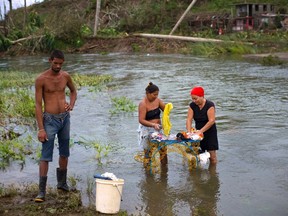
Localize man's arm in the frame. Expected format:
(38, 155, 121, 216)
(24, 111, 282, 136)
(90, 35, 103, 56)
(66, 74, 77, 111)
(35, 76, 48, 142)
(35, 76, 44, 130)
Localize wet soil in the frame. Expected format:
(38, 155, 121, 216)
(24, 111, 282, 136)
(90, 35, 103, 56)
(72, 35, 191, 54)
(0, 187, 113, 215)
(243, 52, 288, 61)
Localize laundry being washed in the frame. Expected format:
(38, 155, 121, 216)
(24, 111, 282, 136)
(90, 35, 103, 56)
(94, 172, 119, 181)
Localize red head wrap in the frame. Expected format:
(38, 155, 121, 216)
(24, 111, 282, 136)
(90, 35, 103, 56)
(190, 86, 204, 97)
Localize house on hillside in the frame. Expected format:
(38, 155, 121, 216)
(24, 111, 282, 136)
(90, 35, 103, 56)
(232, 3, 275, 31)
(186, 2, 286, 33)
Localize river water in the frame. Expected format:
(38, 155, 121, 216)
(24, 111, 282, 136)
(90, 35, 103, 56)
(1, 53, 288, 216)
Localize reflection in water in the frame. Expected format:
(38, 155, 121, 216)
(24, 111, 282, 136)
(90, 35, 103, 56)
(140, 166, 172, 216)
(189, 164, 219, 216)
(139, 164, 219, 216)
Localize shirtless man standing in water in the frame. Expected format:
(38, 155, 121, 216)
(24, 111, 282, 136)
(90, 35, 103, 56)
(34, 50, 77, 202)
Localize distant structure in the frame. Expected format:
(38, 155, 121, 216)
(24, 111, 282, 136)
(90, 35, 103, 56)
(281, 17, 288, 30)
(232, 3, 275, 31)
(187, 2, 287, 33)
(187, 12, 230, 34)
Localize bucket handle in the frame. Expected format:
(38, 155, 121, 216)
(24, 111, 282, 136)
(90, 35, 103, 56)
(115, 184, 123, 201)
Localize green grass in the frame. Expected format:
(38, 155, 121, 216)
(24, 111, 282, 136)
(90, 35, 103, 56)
(110, 96, 137, 114)
(72, 74, 113, 91)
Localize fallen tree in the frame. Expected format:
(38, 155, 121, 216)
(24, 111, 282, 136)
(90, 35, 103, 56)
(9, 35, 44, 45)
(134, 33, 253, 44)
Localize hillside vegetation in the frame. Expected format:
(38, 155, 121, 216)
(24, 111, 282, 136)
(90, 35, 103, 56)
(0, 0, 287, 57)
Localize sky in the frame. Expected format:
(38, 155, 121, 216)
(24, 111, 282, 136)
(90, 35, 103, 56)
(0, 0, 43, 19)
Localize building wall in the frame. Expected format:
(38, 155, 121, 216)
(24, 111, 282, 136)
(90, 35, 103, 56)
(236, 4, 274, 17)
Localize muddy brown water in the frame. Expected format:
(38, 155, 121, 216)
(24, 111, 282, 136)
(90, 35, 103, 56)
(1, 53, 288, 216)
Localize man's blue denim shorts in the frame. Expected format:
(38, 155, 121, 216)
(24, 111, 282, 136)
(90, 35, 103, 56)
(40, 112, 70, 161)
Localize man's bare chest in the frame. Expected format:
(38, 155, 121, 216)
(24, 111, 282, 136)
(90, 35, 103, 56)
(43, 78, 67, 93)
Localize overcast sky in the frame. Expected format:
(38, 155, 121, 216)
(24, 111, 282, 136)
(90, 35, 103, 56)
(0, 0, 43, 18)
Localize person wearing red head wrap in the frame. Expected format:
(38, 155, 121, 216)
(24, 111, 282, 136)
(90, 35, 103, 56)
(186, 86, 219, 164)
(190, 86, 204, 97)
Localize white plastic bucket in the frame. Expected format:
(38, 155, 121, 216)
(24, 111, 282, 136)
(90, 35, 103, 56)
(95, 178, 124, 214)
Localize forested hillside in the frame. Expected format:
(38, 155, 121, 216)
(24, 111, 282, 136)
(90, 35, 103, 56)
(0, 0, 287, 56)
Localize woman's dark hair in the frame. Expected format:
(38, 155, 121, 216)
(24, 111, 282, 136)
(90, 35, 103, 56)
(145, 82, 159, 93)
(50, 50, 65, 60)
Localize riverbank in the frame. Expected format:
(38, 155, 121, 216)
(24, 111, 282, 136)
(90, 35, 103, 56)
(0, 36, 188, 57)
(75, 35, 288, 64)
(243, 52, 288, 61)
(68, 36, 192, 54)
(2, 35, 287, 65)
(0, 185, 97, 215)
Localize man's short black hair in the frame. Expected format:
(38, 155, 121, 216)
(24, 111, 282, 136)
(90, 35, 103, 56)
(50, 50, 65, 60)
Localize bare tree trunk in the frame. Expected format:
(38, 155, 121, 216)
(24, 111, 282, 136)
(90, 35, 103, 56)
(2, 3, 8, 36)
(5, 0, 13, 33)
(169, 0, 197, 35)
(134, 33, 253, 45)
(8, 0, 12, 12)
(135, 33, 224, 43)
(10, 35, 44, 44)
(24, 0, 27, 27)
(93, 0, 101, 37)
(0, 1, 4, 20)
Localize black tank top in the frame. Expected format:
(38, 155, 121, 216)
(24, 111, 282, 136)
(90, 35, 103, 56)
(145, 108, 161, 120)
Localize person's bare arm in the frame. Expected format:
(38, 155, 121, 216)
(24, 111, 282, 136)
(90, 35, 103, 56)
(35, 76, 44, 130)
(159, 98, 165, 111)
(186, 106, 193, 132)
(35, 76, 48, 142)
(138, 101, 149, 126)
(65, 73, 77, 111)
